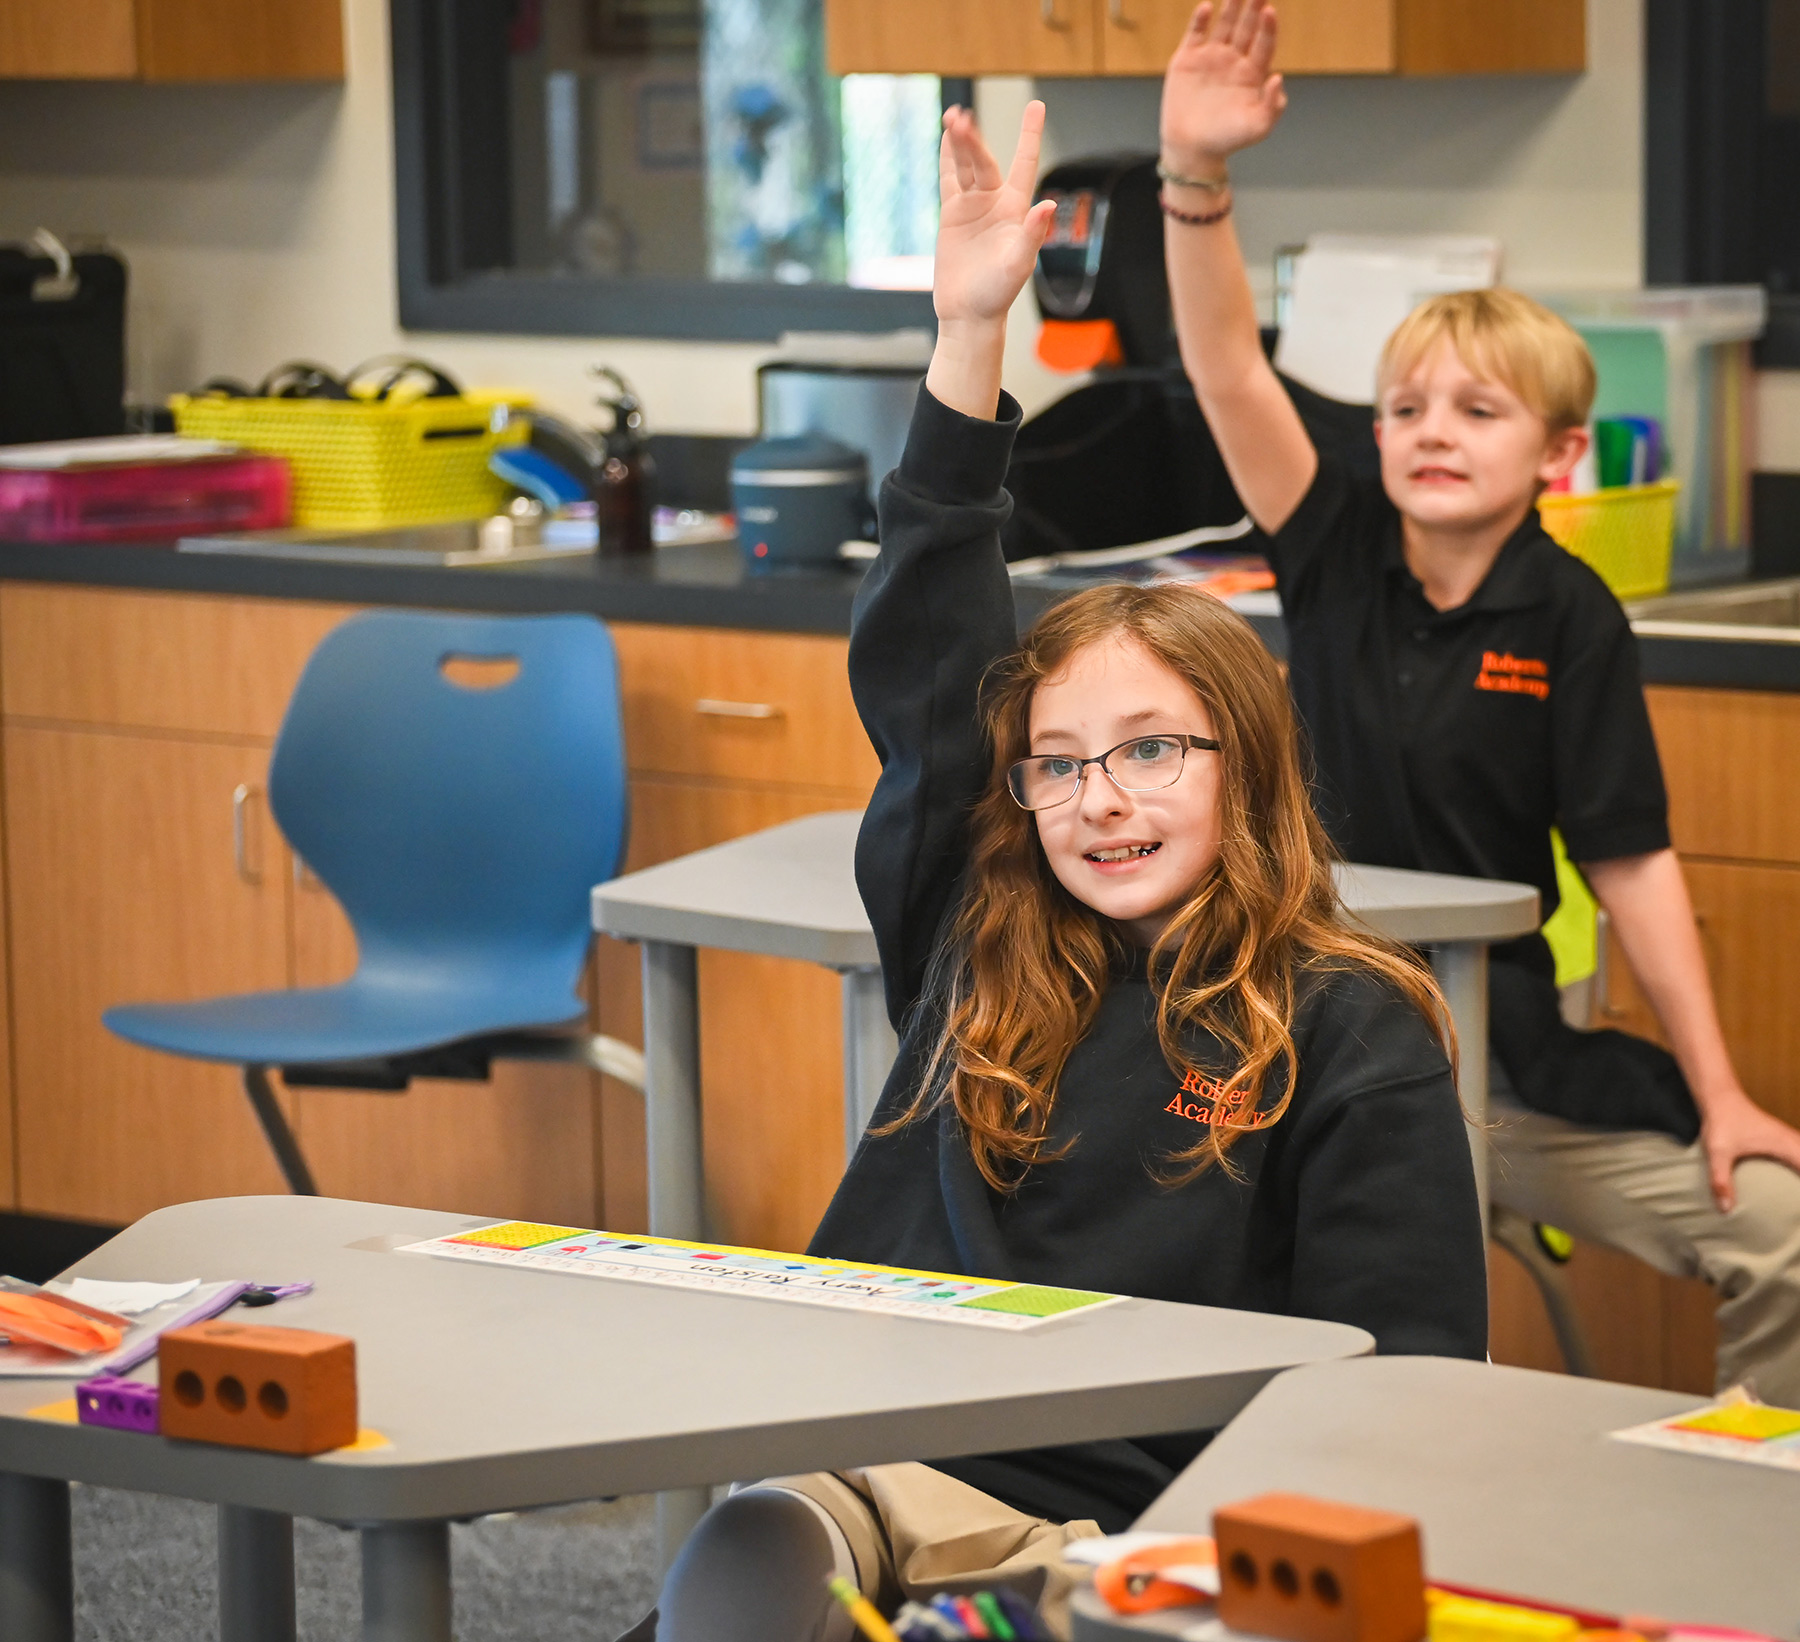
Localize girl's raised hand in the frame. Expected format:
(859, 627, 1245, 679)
(1160, 0, 1287, 170)
(933, 101, 1057, 328)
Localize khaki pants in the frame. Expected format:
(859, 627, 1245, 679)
(771, 1465, 1103, 1640)
(1488, 1078, 1800, 1406)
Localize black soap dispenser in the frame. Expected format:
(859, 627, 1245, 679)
(591, 365, 655, 557)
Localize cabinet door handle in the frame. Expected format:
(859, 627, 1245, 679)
(232, 783, 262, 884)
(695, 698, 784, 720)
(1108, 0, 1130, 23)
(1041, 0, 1069, 30)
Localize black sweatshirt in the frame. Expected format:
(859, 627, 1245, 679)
(807, 387, 1487, 1532)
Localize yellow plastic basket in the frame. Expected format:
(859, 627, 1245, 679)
(1535, 477, 1680, 601)
(170, 391, 532, 530)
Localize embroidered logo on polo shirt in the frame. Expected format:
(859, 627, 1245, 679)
(1473, 650, 1550, 700)
(1165, 1067, 1272, 1129)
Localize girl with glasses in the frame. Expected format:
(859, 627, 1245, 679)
(631, 96, 1484, 1642)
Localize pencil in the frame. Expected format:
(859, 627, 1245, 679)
(827, 1575, 904, 1642)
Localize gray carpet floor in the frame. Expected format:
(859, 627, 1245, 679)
(72, 1483, 660, 1641)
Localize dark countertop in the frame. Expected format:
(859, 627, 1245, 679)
(0, 538, 874, 636)
(0, 539, 1794, 692)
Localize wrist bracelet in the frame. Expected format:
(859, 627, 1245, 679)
(1160, 191, 1233, 227)
(1156, 160, 1229, 192)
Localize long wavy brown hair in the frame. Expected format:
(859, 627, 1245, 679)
(904, 582, 1453, 1189)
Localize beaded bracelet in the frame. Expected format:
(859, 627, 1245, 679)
(1159, 191, 1233, 227)
(1156, 160, 1230, 192)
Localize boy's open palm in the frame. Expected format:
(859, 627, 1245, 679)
(1161, 0, 1287, 165)
(934, 103, 1056, 326)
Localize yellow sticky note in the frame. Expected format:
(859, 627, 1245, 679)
(447, 1221, 586, 1250)
(1674, 1403, 1800, 1442)
(28, 1398, 79, 1423)
(341, 1428, 391, 1452)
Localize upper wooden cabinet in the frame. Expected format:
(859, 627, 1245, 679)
(828, 0, 1099, 77)
(0, 0, 343, 82)
(827, 0, 1583, 78)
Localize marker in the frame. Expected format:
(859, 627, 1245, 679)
(948, 1594, 991, 1637)
(827, 1576, 903, 1642)
(972, 1592, 1017, 1640)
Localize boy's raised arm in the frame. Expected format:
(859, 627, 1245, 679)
(1162, 1, 1318, 533)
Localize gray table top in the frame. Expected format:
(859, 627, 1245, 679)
(0, 1196, 1370, 1525)
(592, 811, 1539, 963)
(1131, 1356, 1796, 1637)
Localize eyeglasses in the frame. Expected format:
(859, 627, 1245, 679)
(1006, 734, 1221, 811)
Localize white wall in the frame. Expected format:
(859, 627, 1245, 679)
(0, 0, 1794, 465)
(0, 0, 769, 433)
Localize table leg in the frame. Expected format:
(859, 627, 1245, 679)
(1430, 940, 1490, 1227)
(218, 1504, 296, 1642)
(656, 1486, 711, 1580)
(361, 1521, 452, 1642)
(641, 938, 711, 1570)
(641, 939, 703, 1242)
(0, 1472, 71, 1642)
(840, 965, 899, 1162)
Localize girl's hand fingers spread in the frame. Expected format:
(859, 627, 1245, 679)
(948, 107, 1002, 193)
(1229, 0, 1262, 53)
(1248, 4, 1278, 75)
(944, 110, 975, 190)
(1005, 100, 1047, 201)
(1216, 0, 1246, 44)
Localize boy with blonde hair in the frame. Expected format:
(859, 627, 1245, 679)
(1161, 0, 1800, 1398)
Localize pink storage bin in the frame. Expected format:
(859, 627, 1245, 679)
(0, 453, 291, 543)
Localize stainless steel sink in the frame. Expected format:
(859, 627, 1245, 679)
(1627, 578, 1800, 642)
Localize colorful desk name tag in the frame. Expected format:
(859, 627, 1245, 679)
(402, 1221, 1126, 1331)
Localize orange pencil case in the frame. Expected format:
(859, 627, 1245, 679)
(1095, 1536, 1218, 1615)
(0, 1291, 126, 1355)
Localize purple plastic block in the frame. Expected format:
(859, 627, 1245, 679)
(76, 1374, 159, 1434)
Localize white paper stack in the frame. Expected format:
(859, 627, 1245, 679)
(1275, 234, 1502, 406)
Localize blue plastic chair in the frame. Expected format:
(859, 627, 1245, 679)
(104, 609, 636, 1195)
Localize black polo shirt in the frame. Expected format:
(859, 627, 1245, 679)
(1268, 456, 1671, 933)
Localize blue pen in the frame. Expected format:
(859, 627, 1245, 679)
(927, 1593, 978, 1636)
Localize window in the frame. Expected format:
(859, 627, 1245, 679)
(392, 0, 953, 340)
(1645, 0, 1800, 364)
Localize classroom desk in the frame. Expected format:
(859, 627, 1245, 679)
(0, 1194, 1374, 1642)
(591, 810, 1539, 1239)
(1069, 1355, 1799, 1640)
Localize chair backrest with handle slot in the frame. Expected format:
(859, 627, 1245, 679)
(268, 609, 626, 1020)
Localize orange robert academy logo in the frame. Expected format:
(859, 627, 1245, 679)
(1474, 650, 1550, 700)
(1165, 1067, 1272, 1129)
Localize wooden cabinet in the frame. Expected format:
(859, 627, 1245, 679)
(0, 590, 873, 1253)
(0, 586, 598, 1230)
(828, 0, 1582, 77)
(0, 587, 349, 1223)
(1492, 682, 1800, 1396)
(1097, 0, 1393, 77)
(596, 623, 878, 1254)
(827, 0, 1097, 77)
(0, 0, 342, 82)
(5, 727, 293, 1221)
